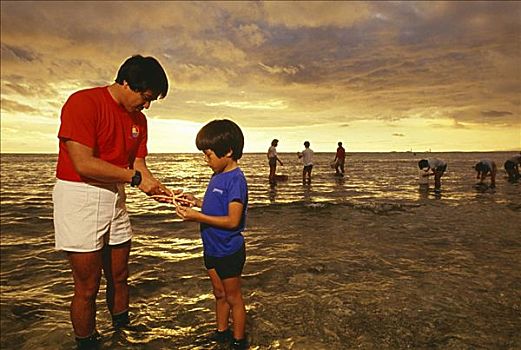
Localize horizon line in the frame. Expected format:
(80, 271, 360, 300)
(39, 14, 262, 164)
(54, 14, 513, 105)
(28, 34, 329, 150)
(1, 150, 519, 156)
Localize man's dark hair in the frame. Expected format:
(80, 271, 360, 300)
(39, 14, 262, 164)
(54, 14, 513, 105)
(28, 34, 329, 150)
(115, 55, 168, 98)
(418, 159, 429, 169)
(196, 119, 244, 160)
(304, 141, 310, 148)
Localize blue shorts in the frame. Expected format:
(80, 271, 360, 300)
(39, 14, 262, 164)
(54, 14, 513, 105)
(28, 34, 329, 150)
(204, 244, 246, 280)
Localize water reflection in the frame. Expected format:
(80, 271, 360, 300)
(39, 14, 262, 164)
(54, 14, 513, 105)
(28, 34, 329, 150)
(417, 185, 429, 199)
(301, 184, 313, 202)
(334, 175, 345, 186)
(268, 183, 278, 203)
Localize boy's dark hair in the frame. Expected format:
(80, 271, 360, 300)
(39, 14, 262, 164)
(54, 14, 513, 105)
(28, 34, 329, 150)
(304, 141, 310, 148)
(115, 55, 168, 98)
(418, 159, 429, 169)
(338, 142, 342, 146)
(271, 139, 278, 146)
(196, 119, 244, 160)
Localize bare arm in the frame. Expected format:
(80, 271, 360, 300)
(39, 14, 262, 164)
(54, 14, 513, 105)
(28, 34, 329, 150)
(66, 140, 134, 183)
(66, 140, 170, 196)
(425, 169, 435, 177)
(176, 201, 243, 230)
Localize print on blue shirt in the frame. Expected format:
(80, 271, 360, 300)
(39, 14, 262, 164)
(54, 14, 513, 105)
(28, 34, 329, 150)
(201, 167, 248, 257)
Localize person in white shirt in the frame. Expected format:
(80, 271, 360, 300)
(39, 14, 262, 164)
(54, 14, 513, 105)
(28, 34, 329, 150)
(298, 141, 314, 185)
(474, 159, 497, 188)
(418, 158, 447, 192)
(267, 139, 283, 183)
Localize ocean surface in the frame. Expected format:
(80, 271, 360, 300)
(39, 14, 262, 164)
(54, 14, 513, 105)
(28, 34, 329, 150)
(1, 152, 520, 349)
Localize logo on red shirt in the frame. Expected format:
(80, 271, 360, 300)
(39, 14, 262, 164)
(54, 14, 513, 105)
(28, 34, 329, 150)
(131, 125, 140, 139)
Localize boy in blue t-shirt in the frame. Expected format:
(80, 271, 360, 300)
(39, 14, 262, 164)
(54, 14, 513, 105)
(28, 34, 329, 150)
(175, 119, 248, 350)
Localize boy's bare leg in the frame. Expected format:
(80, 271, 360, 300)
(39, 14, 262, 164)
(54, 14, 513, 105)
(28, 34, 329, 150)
(223, 276, 246, 340)
(208, 269, 231, 331)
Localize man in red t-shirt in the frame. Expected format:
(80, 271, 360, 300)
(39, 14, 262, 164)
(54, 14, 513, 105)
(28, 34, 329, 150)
(53, 55, 171, 348)
(334, 141, 346, 176)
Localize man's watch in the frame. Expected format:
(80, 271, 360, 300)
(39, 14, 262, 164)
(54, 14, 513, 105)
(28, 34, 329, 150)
(130, 170, 142, 187)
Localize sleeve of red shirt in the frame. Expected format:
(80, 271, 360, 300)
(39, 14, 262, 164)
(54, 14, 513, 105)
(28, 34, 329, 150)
(58, 91, 97, 149)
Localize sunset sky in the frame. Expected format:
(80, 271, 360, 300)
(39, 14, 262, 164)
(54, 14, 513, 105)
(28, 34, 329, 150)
(1, 1, 520, 153)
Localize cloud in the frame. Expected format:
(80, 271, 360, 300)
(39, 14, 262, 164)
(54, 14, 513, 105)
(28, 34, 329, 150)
(1, 99, 39, 114)
(258, 62, 303, 76)
(234, 24, 267, 47)
(263, 2, 372, 28)
(1, 1, 519, 152)
(481, 110, 513, 118)
(186, 99, 287, 110)
(1, 44, 39, 62)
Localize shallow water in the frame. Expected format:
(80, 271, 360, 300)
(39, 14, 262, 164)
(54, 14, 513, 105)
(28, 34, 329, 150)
(1, 152, 520, 349)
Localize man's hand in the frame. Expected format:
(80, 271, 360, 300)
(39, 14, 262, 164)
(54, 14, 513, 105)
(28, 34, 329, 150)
(133, 157, 172, 196)
(138, 174, 171, 196)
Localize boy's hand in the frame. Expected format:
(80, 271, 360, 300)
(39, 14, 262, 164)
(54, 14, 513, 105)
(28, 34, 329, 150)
(177, 193, 199, 207)
(175, 205, 199, 221)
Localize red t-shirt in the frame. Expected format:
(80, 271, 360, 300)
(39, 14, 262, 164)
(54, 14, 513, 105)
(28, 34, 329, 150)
(336, 147, 345, 159)
(56, 86, 148, 182)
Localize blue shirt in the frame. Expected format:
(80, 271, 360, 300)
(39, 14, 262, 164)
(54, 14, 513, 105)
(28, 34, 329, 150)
(201, 167, 248, 257)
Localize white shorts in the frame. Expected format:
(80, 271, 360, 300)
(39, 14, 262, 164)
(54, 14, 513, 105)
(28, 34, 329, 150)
(53, 179, 132, 252)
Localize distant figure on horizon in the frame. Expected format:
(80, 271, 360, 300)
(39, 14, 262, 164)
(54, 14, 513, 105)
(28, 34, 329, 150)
(298, 141, 314, 185)
(333, 142, 346, 176)
(418, 158, 447, 192)
(504, 153, 521, 182)
(474, 160, 497, 188)
(267, 139, 283, 184)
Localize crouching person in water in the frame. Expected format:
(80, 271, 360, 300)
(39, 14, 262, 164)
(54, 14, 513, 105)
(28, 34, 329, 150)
(474, 160, 497, 188)
(175, 119, 249, 350)
(418, 158, 447, 192)
(504, 154, 521, 182)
